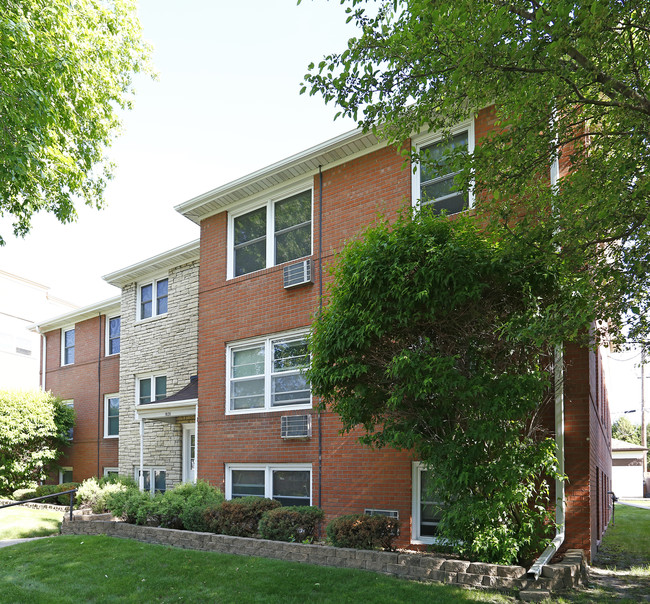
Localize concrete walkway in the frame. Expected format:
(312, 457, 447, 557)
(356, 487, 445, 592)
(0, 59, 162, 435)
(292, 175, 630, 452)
(617, 501, 650, 510)
(0, 537, 51, 549)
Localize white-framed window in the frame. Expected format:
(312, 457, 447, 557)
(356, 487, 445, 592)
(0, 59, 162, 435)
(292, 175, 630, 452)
(225, 464, 312, 506)
(103, 467, 119, 478)
(59, 467, 73, 484)
(61, 327, 75, 365)
(134, 467, 166, 494)
(226, 331, 310, 414)
(411, 462, 445, 544)
(411, 120, 475, 215)
(137, 374, 167, 405)
(228, 187, 312, 279)
(106, 316, 121, 355)
(104, 394, 119, 438)
(62, 399, 74, 440)
(138, 277, 168, 320)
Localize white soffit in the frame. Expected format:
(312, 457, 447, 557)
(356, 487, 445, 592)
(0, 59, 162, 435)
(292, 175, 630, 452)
(175, 128, 384, 224)
(30, 296, 121, 333)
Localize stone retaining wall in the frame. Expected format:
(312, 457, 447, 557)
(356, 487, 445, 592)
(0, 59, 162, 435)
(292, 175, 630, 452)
(61, 517, 586, 597)
(0, 499, 69, 513)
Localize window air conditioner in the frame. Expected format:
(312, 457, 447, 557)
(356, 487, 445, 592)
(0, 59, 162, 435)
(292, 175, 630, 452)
(283, 259, 312, 289)
(281, 414, 312, 439)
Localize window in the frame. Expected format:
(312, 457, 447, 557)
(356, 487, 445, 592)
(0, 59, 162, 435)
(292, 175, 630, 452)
(411, 462, 444, 544)
(139, 278, 168, 320)
(412, 121, 474, 215)
(104, 394, 119, 437)
(227, 333, 310, 413)
(230, 189, 312, 278)
(226, 464, 311, 506)
(59, 467, 73, 484)
(61, 327, 75, 365)
(107, 316, 120, 355)
(134, 468, 166, 494)
(103, 467, 119, 478)
(63, 400, 74, 440)
(137, 375, 167, 405)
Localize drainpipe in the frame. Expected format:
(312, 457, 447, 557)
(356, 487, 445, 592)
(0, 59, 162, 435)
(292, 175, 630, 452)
(35, 327, 47, 390)
(317, 165, 324, 509)
(97, 313, 102, 477)
(527, 344, 566, 579)
(139, 417, 145, 490)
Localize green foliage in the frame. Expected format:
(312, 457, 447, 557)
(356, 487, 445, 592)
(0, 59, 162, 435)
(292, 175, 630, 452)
(0, 390, 75, 496)
(217, 497, 282, 538)
(34, 482, 78, 506)
(612, 417, 645, 446)
(152, 481, 225, 531)
(76, 477, 130, 513)
(258, 506, 324, 543)
(12, 488, 38, 501)
(103, 486, 153, 525)
(304, 0, 650, 350)
(0, 0, 152, 243)
(308, 213, 562, 564)
(326, 514, 399, 550)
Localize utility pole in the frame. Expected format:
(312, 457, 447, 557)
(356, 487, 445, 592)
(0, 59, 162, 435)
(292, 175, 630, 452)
(642, 350, 648, 496)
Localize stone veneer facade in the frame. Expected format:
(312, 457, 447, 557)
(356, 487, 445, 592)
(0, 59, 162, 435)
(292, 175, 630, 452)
(118, 259, 199, 489)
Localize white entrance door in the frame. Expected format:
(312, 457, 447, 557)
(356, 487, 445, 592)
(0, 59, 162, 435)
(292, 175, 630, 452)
(183, 424, 196, 483)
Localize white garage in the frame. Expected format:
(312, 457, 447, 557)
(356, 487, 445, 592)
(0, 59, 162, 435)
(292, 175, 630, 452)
(612, 438, 647, 499)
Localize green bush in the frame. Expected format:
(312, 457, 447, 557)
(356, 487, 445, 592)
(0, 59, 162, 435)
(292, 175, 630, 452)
(76, 477, 129, 513)
(104, 487, 154, 525)
(326, 514, 399, 550)
(98, 474, 138, 489)
(258, 506, 324, 543)
(34, 482, 79, 506)
(217, 497, 281, 537)
(153, 481, 224, 531)
(201, 504, 221, 534)
(12, 487, 37, 501)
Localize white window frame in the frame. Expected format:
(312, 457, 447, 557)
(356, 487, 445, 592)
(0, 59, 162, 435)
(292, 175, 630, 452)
(106, 315, 121, 356)
(411, 119, 475, 213)
(225, 463, 312, 506)
(59, 467, 73, 484)
(136, 373, 167, 406)
(411, 461, 444, 545)
(61, 326, 75, 366)
(134, 467, 167, 494)
(226, 183, 313, 280)
(103, 467, 119, 477)
(104, 393, 119, 438)
(226, 330, 311, 415)
(182, 424, 197, 484)
(137, 276, 169, 321)
(62, 399, 74, 440)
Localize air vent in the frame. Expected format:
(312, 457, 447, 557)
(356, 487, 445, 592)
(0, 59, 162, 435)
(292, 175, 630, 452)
(283, 259, 312, 289)
(364, 509, 399, 520)
(281, 414, 312, 439)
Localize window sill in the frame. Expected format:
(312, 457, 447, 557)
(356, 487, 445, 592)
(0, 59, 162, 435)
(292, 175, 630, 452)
(226, 403, 313, 416)
(134, 313, 168, 326)
(104, 435, 119, 440)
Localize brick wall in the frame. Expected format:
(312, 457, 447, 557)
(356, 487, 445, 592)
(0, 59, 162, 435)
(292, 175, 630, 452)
(43, 314, 119, 481)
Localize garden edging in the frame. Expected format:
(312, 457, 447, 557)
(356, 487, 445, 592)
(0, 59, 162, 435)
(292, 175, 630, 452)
(61, 515, 586, 597)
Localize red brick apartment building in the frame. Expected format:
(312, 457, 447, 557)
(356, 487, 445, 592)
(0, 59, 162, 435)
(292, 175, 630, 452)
(34, 108, 612, 561)
(31, 297, 121, 481)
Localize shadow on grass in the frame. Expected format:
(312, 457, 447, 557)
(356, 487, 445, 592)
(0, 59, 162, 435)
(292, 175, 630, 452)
(0, 507, 62, 540)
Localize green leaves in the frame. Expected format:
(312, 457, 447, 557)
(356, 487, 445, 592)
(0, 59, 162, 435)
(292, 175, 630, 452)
(0, 0, 152, 244)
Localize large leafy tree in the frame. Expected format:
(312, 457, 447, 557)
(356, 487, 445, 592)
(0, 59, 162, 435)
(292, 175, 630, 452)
(0, 0, 152, 244)
(0, 390, 75, 496)
(303, 0, 650, 349)
(308, 213, 567, 564)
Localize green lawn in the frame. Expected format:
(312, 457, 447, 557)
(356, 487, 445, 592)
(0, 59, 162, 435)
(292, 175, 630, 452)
(0, 506, 63, 540)
(0, 535, 513, 604)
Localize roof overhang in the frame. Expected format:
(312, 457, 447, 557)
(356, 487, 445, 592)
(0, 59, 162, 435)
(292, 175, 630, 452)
(175, 127, 387, 224)
(29, 296, 121, 333)
(103, 240, 200, 288)
(136, 398, 197, 423)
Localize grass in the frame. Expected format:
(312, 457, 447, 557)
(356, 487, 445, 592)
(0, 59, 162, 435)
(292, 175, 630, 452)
(619, 498, 650, 508)
(0, 535, 513, 604)
(0, 506, 64, 540)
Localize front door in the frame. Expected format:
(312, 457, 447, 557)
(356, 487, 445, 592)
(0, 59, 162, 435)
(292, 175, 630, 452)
(183, 424, 196, 483)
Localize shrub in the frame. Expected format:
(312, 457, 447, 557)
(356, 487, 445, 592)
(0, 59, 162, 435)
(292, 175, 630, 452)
(98, 474, 138, 489)
(217, 497, 281, 537)
(12, 488, 37, 501)
(258, 506, 324, 543)
(153, 481, 224, 530)
(34, 482, 79, 506)
(104, 487, 154, 525)
(326, 514, 399, 550)
(76, 477, 129, 513)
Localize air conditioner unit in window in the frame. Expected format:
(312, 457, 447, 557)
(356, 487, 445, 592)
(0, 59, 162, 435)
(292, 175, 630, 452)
(283, 259, 312, 289)
(281, 414, 312, 439)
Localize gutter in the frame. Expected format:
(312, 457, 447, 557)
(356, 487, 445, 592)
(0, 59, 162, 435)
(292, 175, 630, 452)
(34, 325, 47, 390)
(527, 344, 566, 579)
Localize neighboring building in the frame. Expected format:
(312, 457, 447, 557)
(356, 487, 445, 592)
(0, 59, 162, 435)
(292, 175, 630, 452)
(612, 438, 647, 498)
(32, 111, 612, 561)
(31, 297, 121, 482)
(0, 269, 77, 390)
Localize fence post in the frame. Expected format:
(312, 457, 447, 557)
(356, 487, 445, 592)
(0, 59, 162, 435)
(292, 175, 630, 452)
(69, 491, 74, 521)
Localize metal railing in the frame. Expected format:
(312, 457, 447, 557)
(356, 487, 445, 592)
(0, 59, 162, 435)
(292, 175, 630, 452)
(0, 489, 77, 521)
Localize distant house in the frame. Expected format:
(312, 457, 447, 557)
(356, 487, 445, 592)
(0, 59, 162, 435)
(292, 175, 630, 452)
(612, 438, 647, 499)
(33, 113, 612, 561)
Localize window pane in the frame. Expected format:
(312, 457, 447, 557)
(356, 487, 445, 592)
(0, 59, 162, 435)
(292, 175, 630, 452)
(65, 329, 75, 347)
(109, 317, 120, 354)
(273, 339, 308, 372)
(272, 470, 310, 506)
(156, 279, 168, 315)
(275, 191, 311, 232)
(271, 374, 310, 406)
(420, 470, 443, 536)
(108, 416, 119, 436)
(232, 470, 265, 497)
(234, 207, 266, 246)
(231, 377, 265, 409)
(420, 132, 467, 183)
(61, 469, 73, 484)
(232, 346, 265, 378)
(275, 224, 311, 264)
(154, 470, 166, 493)
(141, 284, 152, 319)
(139, 378, 151, 404)
(155, 376, 167, 399)
(140, 470, 151, 493)
(235, 239, 266, 276)
(108, 397, 119, 415)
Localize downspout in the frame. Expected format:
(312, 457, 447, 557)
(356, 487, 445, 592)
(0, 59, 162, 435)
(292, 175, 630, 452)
(527, 346, 566, 580)
(317, 165, 324, 509)
(35, 327, 47, 390)
(97, 313, 102, 477)
(194, 402, 198, 483)
(139, 417, 145, 490)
